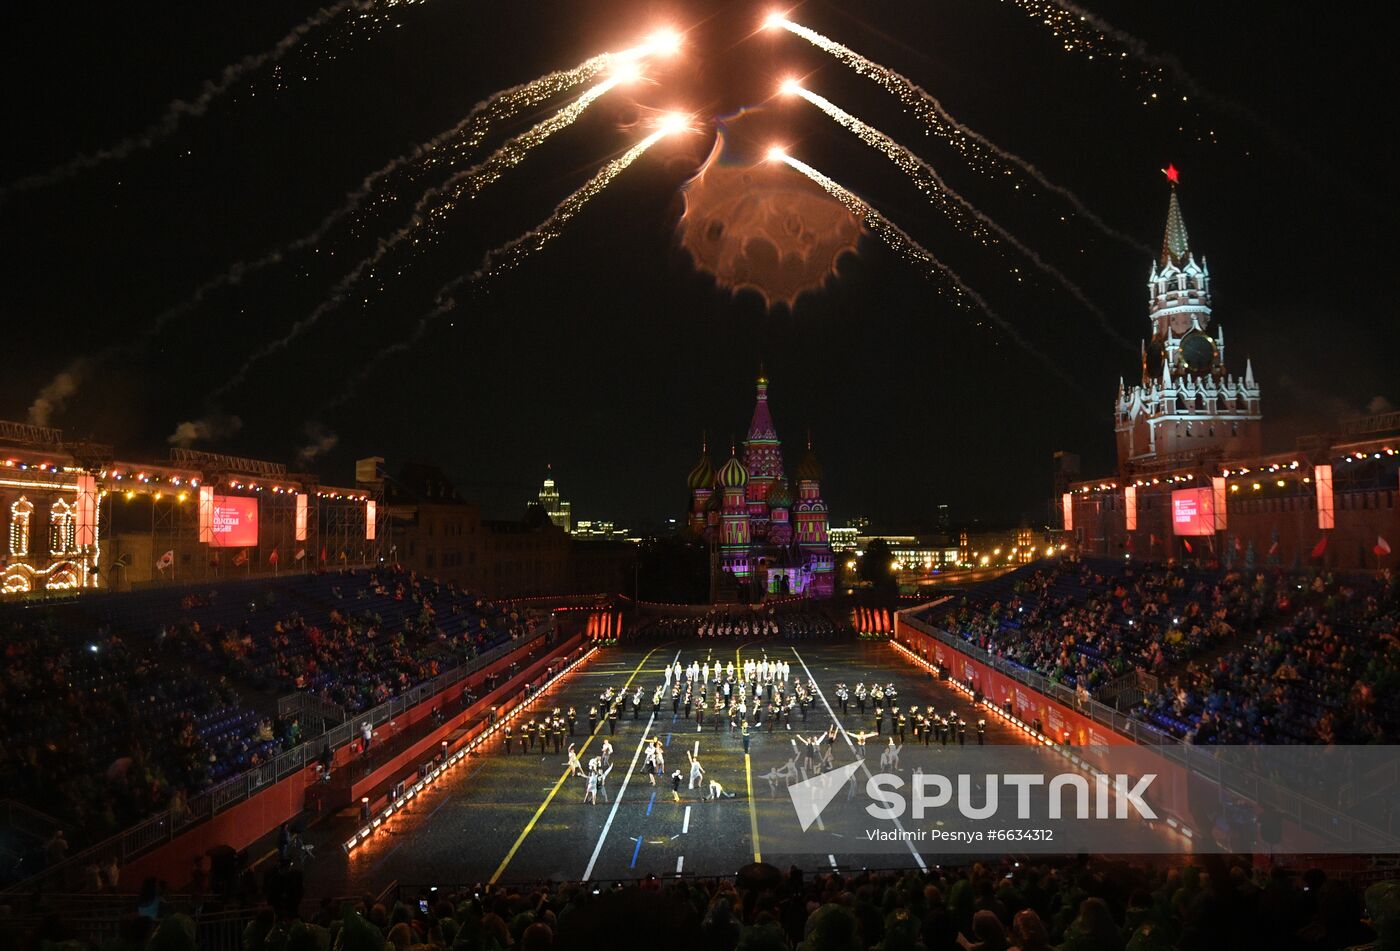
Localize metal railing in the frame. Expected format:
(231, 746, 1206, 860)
(276, 691, 347, 735)
(896, 609, 1400, 845)
(6, 624, 551, 895)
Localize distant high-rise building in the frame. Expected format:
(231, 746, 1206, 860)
(536, 467, 572, 533)
(934, 503, 950, 536)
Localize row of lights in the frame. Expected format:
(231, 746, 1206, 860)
(343, 646, 597, 854)
(4, 460, 68, 473)
(1082, 448, 1396, 496)
(888, 640, 1197, 845)
(107, 470, 198, 487)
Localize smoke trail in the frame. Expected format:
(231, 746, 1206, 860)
(296, 422, 340, 467)
(777, 152, 1086, 394)
(773, 17, 1149, 256)
(26, 357, 94, 427)
(319, 126, 673, 413)
(168, 414, 243, 448)
(209, 75, 627, 402)
(1, 1, 368, 201)
(791, 84, 1133, 352)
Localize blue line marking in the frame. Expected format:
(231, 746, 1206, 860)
(665, 733, 672, 747)
(630, 836, 643, 868)
(646, 790, 656, 816)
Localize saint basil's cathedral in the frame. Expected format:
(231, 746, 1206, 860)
(684, 374, 834, 599)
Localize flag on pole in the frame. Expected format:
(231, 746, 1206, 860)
(1376, 536, 1392, 557)
(1182, 539, 1193, 554)
(233, 549, 249, 567)
(295, 548, 306, 562)
(1311, 535, 1328, 559)
(1268, 539, 1280, 556)
(319, 545, 327, 564)
(155, 550, 174, 573)
(268, 548, 279, 566)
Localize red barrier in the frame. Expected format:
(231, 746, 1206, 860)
(894, 620, 1132, 747)
(118, 634, 582, 888)
(347, 637, 582, 806)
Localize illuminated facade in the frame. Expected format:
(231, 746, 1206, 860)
(685, 374, 834, 597)
(1064, 177, 1397, 571)
(0, 422, 99, 594)
(1115, 181, 1262, 472)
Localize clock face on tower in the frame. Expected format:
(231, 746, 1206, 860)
(1180, 330, 1217, 373)
(1169, 313, 1195, 336)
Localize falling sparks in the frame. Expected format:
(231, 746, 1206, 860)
(0, 0, 365, 201)
(209, 75, 628, 402)
(787, 82, 1130, 350)
(774, 150, 1085, 392)
(770, 16, 1148, 255)
(321, 122, 681, 413)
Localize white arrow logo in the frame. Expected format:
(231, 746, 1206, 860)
(788, 760, 864, 832)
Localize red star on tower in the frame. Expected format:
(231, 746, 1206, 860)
(1162, 163, 1180, 185)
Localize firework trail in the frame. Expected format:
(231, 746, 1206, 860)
(769, 16, 1149, 255)
(209, 74, 629, 402)
(1006, 0, 1330, 186)
(1, 0, 370, 201)
(776, 150, 1085, 392)
(788, 82, 1132, 351)
(1004, 0, 1233, 108)
(320, 123, 677, 412)
(150, 49, 623, 337)
(24, 38, 676, 426)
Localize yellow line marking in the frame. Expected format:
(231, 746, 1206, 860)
(735, 639, 762, 864)
(489, 644, 664, 884)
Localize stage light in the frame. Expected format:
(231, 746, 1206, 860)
(766, 146, 787, 162)
(779, 76, 801, 96)
(645, 28, 682, 57)
(763, 11, 788, 30)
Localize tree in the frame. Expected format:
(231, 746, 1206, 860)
(859, 538, 899, 595)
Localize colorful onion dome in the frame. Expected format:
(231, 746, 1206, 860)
(718, 447, 749, 488)
(686, 446, 715, 491)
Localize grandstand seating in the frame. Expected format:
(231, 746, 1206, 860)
(0, 569, 539, 865)
(925, 557, 1400, 745)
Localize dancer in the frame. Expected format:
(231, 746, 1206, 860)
(706, 776, 736, 801)
(880, 738, 902, 772)
(687, 749, 705, 790)
(670, 768, 684, 803)
(849, 730, 878, 761)
(565, 743, 584, 778)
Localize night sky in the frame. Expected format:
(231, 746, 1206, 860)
(3, 1, 1395, 530)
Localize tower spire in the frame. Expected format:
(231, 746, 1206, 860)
(1160, 169, 1190, 267)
